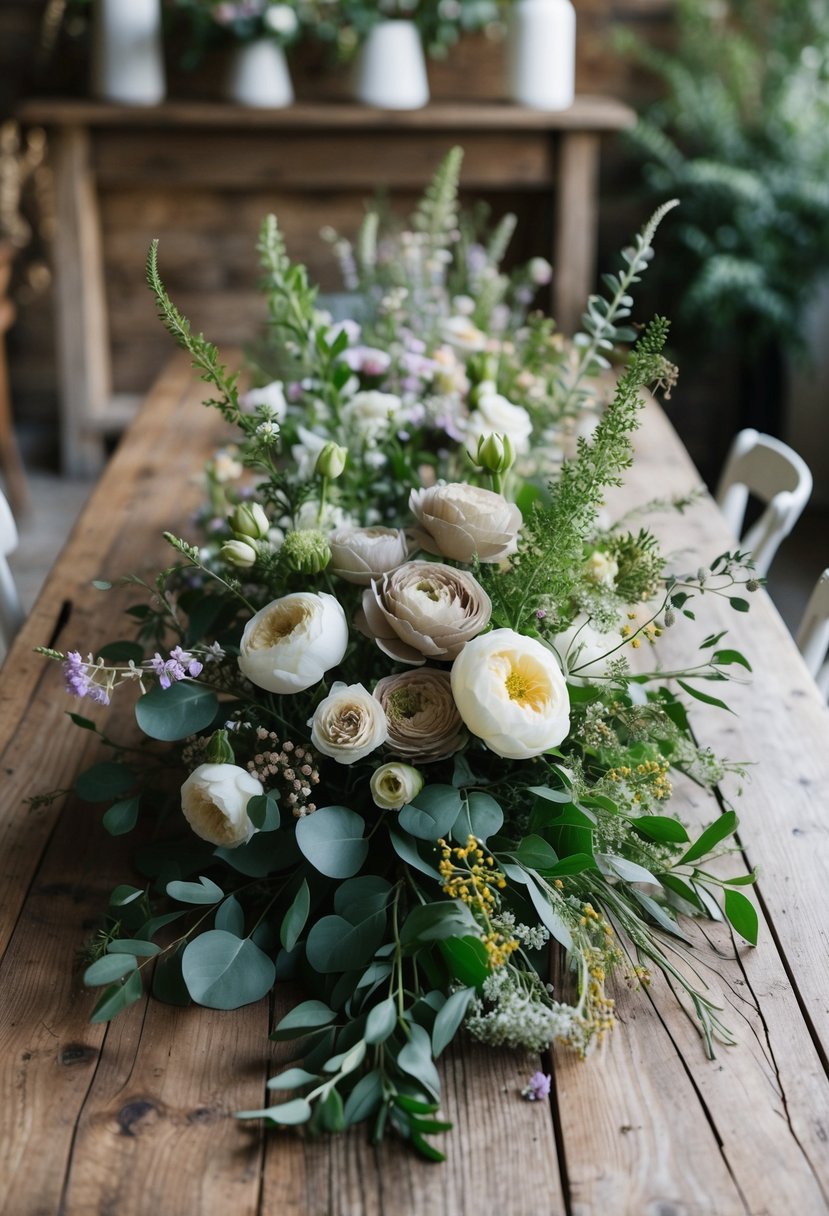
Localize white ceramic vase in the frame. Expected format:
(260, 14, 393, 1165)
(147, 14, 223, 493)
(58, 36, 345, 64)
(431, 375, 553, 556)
(91, 0, 165, 105)
(356, 20, 430, 110)
(507, 0, 576, 111)
(225, 39, 295, 108)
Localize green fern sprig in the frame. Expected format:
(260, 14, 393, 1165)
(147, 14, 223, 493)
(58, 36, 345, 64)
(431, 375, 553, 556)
(412, 145, 464, 254)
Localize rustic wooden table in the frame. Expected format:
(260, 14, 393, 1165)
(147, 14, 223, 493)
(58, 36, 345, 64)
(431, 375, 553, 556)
(19, 97, 633, 477)
(2, 354, 829, 1215)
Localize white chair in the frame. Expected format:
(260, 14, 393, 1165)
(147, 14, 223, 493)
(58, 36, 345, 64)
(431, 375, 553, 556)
(797, 569, 829, 701)
(0, 486, 24, 646)
(715, 429, 813, 577)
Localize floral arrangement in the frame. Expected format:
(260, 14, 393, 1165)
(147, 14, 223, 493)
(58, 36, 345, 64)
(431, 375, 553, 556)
(173, 0, 305, 48)
(39, 152, 760, 1161)
(306, 0, 504, 60)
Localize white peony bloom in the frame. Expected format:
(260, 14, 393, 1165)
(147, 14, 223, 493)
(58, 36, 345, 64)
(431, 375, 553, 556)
(370, 762, 424, 811)
(451, 629, 570, 760)
(310, 682, 388, 765)
(239, 380, 287, 422)
(181, 763, 264, 848)
(467, 386, 533, 455)
(442, 315, 487, 352)
(238, 592, 348, 694)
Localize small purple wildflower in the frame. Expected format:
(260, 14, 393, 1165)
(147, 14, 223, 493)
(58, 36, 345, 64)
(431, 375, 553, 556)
(170, 646, 204, 678)
(522, 1071, 551, 1102)
(63, 651, 110, 705)
(536, 609, 547, 620)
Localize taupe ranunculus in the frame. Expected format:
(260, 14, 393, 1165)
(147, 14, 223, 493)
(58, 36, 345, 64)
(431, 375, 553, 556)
(410, 483, 522, 564)
(374, 668, 467, 763)
(357, 561, 491, 665)
(329, 526, 410, 585)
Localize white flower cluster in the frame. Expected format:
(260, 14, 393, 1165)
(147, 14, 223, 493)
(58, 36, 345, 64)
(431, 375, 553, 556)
(464, 967, 575, 1053)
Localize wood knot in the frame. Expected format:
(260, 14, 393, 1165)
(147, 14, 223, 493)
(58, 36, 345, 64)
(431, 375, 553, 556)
(61, 1043, 97, 1066)
(117, 1099, 161, 1137)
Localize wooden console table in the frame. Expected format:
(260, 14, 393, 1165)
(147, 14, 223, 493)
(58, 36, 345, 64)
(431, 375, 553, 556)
(18, 97, 633, 476)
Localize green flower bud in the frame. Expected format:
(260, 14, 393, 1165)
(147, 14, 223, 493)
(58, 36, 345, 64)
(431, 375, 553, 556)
(230, 502, 270, 540)
(204, 728, 236, 765)
(221, 539, 258, 569)
(474, 431, 516, 475)
(315, 442, 348, 480)
(281, 529, 332, 575)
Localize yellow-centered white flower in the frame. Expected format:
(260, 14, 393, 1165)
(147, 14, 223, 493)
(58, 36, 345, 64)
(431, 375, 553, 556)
(451, 628, 570, 760)
(309, 681, 388, 765)
(180, 763, 264, 848)
(370, 762, 424, 811)
(238, 592, 348, 694)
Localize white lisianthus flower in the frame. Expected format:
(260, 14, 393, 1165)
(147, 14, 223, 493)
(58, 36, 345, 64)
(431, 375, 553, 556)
(239, 380, 287, 422)
(451, 629, 570, 760)
(467, 385, 533, 455)
(442, 315, 487, 352)
(238, 592, 348, 694)
(181, 763, 264, 848)
(310, 682, 388, 765)
(341, 391, 402, 440)
(370, 763, 424, 811)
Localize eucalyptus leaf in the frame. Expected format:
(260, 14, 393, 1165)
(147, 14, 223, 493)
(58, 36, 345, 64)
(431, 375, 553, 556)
(267, 1068, 318, 1090)
(365, 997, 398, 1045)
(280, 879, 310, 952)
(102, 796, 140, 836)
(432, 987, 474, 1057)
(75, 762, 135, 803)
(451, 792, 503, 844)
(398, 785, 462, 841)
(389, 826, 441, 880)
(89, 969, 144, 1023)
(397, 1023, 441, 1099)
(109, 884, 144, 907)
(343, 1070, 383, 1125)
(181, 930, 276, 1009)
(166, 875, 224, 905)
(236, 1098, 312, 1125)
(84, 953, 138, 986)
(215, 894, 245, 936)
(135, 681, 219, 742)
(305, 910, 387, 974)
(105, 939, 161, 958)
(525, 876, 574, 950)
(296, 806, 368, 878)
(271, 999, 336, 1041)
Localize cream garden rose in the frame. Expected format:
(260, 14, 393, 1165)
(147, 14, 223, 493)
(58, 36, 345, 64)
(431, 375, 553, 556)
(370, 763, 424, 811)
(450, 628, 570, 760)
(329, 526, 410, 585)
(309, 682, 388, 765)
(181, 763, 264, 848)
(358, 561, 491, 664)
(238, 592, 348, 694)
(410, 483, 521, 564)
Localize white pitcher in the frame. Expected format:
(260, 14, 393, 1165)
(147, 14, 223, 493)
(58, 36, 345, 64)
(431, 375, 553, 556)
(356, 20, 430, 110)
(507, 0, 576, 111)
(224, 38, 295, 108)
(91, 0, 166, 105)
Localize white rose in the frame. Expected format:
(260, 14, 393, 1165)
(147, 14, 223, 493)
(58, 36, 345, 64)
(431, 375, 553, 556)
(238, 592, 348, 694)
(240, 380, 287, 422)
(552, 614, 626, 682)
(442, 315, 487, 352)
(451, 628, 570, 760)
(181, 763, 264, 848)
(370, 763, 424, 811)
(341, 391, 402, 439)
(309, 682, 388, 765)
(329, 526, 410, 585)
(467, 388, 533, 455)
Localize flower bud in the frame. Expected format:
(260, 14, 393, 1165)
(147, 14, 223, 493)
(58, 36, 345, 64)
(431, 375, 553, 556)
(315, 442, 348, 480)
(204, 728, 235, 765)
(474, 431, 516, 475)
(281, 529, 331, 575)
(230, 502, 270, 540)
(370, 763, 424, 811)
(221, 539, 258, 569)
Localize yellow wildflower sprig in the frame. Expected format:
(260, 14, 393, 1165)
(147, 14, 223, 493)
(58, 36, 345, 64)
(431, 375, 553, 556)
(437, 835, 519, 968)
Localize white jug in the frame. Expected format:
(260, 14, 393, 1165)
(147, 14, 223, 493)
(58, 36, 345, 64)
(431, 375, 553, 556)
(356, 20, 430, 110)
(507, 0, 576, 111)
(91, 0, 166, 105)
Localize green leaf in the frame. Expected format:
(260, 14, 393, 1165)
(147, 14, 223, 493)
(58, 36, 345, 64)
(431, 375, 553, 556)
(105, 939, 161, 958)
(74, 762, 135, 803)
(679, 811, 739, 865)
(135, 681, 219, 742)
(365, 997, 398, 1045)
(272, 1000, 336, 1041)
(546, 853, 595, 877)
(712, 648, 752, 671)
(102, 796, 140, 836)
(525, 876, 573, 949)
(92, 579, 112, 591)
(267, 1068, 318, 1090)
(400, 902, 478, 947)
(724, 889, 758, 945)
(633, 814, 690, 844)
(729, 597, 750, 612)
(166, 875, 224, 905)
(181, 930, 276, 1009)
(389, 826, 441, 880)
(67, 712, 96, 731)
(432, 987, 474, 1057)
(677, 679, 734, 714)
(139, 909, 187, 938)
(84, 953, 138, 986)
(512, 834, 559, 870)
(305, 910, 387, 974)
(398, 785, 462, 841)
(295, 806, 368, 878)
(215, 894, 245, 936)
(97, 640, 144, 664)
(109, 884, 144, 907)
(527, 784, 573, 804)
(89, 969, 143, 1023)
(395, 1094, 440, 1115)
(451, 792, 503, 844)
(343, 1070, 383, 1126)
(438, 936, 489, 988)
(280, 879, 310, 952)
(319, 1088, 346, 1134)
(397, 1023, 440, 1099)
(236, 1098, 312, 1125)
(248, 791, 280, 832)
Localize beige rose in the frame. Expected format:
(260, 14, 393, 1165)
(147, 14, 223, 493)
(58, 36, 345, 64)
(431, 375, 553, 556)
(309, 681, 388, 765)
(410, 483, 521, 564)
(357, 561, 491, 665)
(329, 527, 410, 585)
(373, 668, 467, 763)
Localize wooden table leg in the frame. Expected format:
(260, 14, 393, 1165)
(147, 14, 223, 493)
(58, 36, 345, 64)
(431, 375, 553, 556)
(553, 130, 600, 336)
(50, 125, 112, 477)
